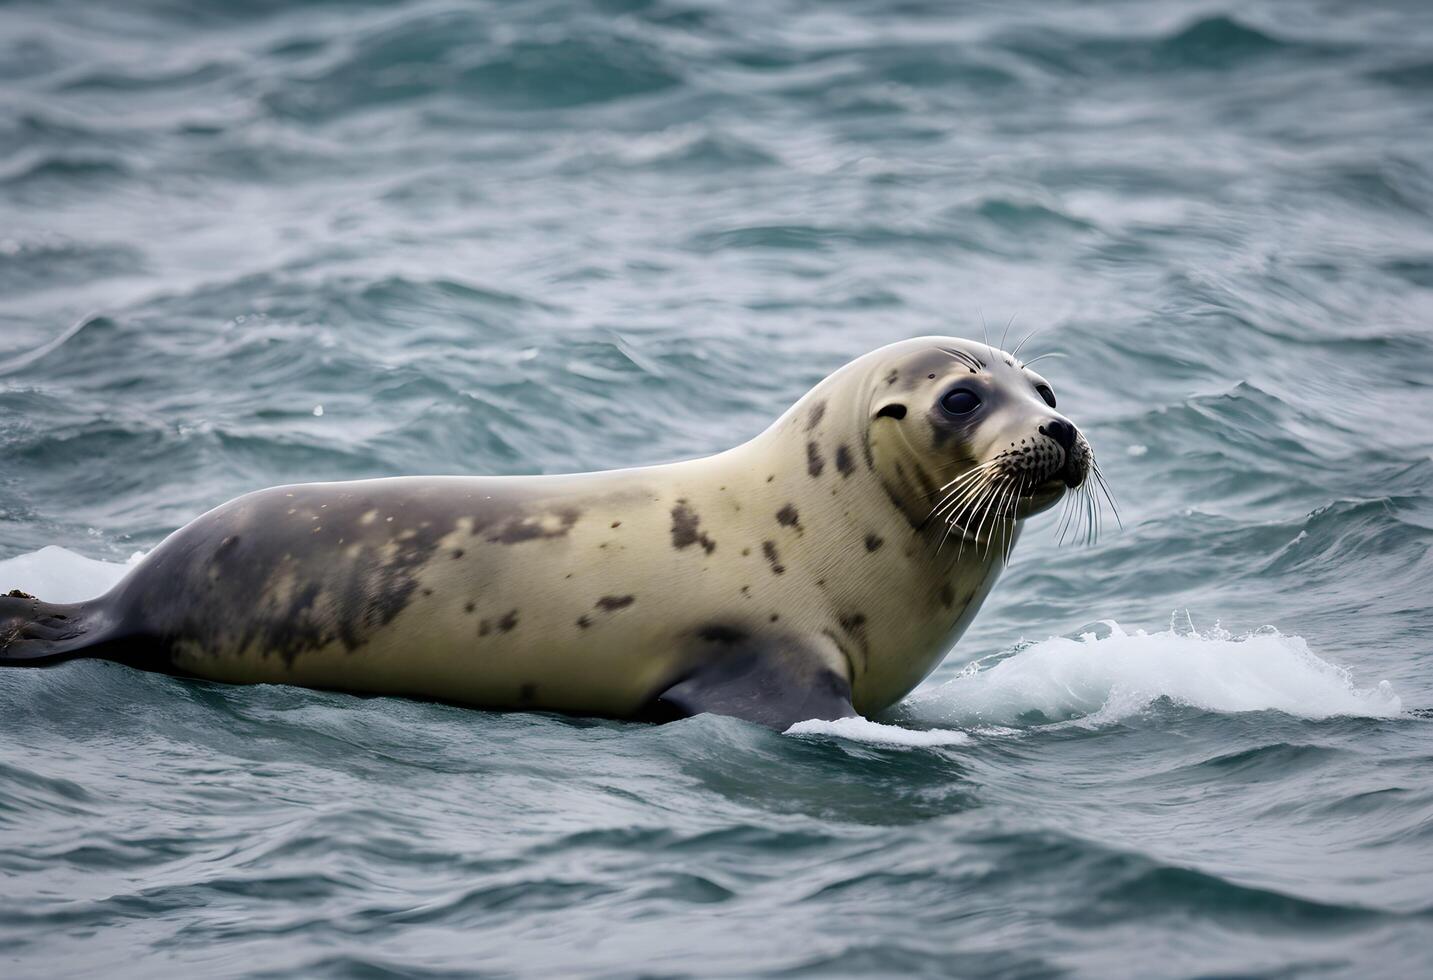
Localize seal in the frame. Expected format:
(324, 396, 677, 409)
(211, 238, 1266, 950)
(0, 337, 1096, 729)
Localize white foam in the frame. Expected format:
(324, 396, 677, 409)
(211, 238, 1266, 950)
(785, 716, 971, 746)
(908, 621, 1402, 726)
(0, 545, 139, 603)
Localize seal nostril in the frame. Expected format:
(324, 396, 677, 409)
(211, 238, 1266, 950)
(1041, 419, 1076, 452)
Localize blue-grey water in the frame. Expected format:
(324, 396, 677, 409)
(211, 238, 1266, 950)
(3, 0, 1433, 976)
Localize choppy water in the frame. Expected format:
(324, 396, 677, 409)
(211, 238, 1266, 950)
(3, 0, 1433, 976)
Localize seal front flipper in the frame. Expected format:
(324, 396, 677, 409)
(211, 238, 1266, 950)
(649, 630, 857, 730)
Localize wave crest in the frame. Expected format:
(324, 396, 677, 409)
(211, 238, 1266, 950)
(906, 619, 1402, 727)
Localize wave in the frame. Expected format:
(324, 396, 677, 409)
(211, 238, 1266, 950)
(786, 717, 970, 747)
(906, 619, 1402, 728)
(0, 545, 138, 602)
(998, 14, 1335, 78)
(0, 315, 109, 376)
(263, 20, 682, 122)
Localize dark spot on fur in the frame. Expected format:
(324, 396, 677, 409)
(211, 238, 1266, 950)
(762, 540, 785, 575)
(577, 615, 592, 629)
(806, 441, 824, 477)
(490, 507, 580, 544)
(464, 601, 476, 613)
(835, 444, 855, 477)
(805, 400, 826, 432)
(699, 624, 747, 645)
(776, 504, 799, 527)
(451, 548, 464, 559)
(769, 613, 779, 622)
(875, 403, 906, 421)
(596, 595, 635, 611)
(766, 474, 775, 483)
(498, 609, 519, 633)
(839, 613, 867, 634)
(671, 499, 717, 554)
(865, 534, 884, 552)
(519, 683, 537, 702)
(421, 587, 433, 597)
(885, 369, 898, 386)
(611, 520, 621, 528)
(479, 619, 492, 637)
(150, 486, 460, 663)
(939, 582, 956, 609)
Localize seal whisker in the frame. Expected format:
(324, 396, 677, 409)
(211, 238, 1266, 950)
(1091, 460, 1122, 529)
(1020, 351, 1066, 369)
(943, 469, 1000, 529)
(936, 486, 985, 531)
(1003, 475, 1027, 565)
(1010, 324, 1045, 361)
(943, 479, 995, 557)
(1084, 486, 1095, 546)
(956, 480, 998, 562)
(937, 347, 985, 374)
(1056, 484, 1078, 547)
(985, 480, 1013, 561)
(995, 477, 1020, 562)
(931, 466, 996, 517)
(975, 475, 1012, 560)
(925, 463, 999, 528)
(986, 481, 1011, 561)
(935, 511, 961, 556)
(931, 459, 997, 497)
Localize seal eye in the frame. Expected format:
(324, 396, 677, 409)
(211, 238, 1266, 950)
(1036, 384, 1056, 408)
(940, 388, 981, 416)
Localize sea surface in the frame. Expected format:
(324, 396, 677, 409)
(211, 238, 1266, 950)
(2, 0, 1432, 976)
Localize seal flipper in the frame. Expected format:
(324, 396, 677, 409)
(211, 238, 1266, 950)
(0, 592, 129, 666)
(650, 632, 857, 730)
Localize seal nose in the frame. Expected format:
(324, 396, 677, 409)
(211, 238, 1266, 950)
(1041, 418, 1076, 453)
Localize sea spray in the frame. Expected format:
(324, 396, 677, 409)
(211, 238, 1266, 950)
(906, 620, 1402, 727)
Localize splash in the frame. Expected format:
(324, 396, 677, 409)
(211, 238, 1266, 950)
(785, 716, 971, 747)
(0, 546, 138, 603)
(907, 620, 1403, 727)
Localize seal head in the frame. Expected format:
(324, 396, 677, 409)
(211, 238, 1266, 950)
(867, 339, 1090, 545)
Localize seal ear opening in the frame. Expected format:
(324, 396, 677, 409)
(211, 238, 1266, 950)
(874, 403, 907, 421)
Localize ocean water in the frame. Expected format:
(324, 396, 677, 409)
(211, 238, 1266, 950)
(3, 0, 1433, 976)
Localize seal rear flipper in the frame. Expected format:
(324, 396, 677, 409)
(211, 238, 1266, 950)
(0, 592, 122, 665)
(648, 631, 857, 730)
